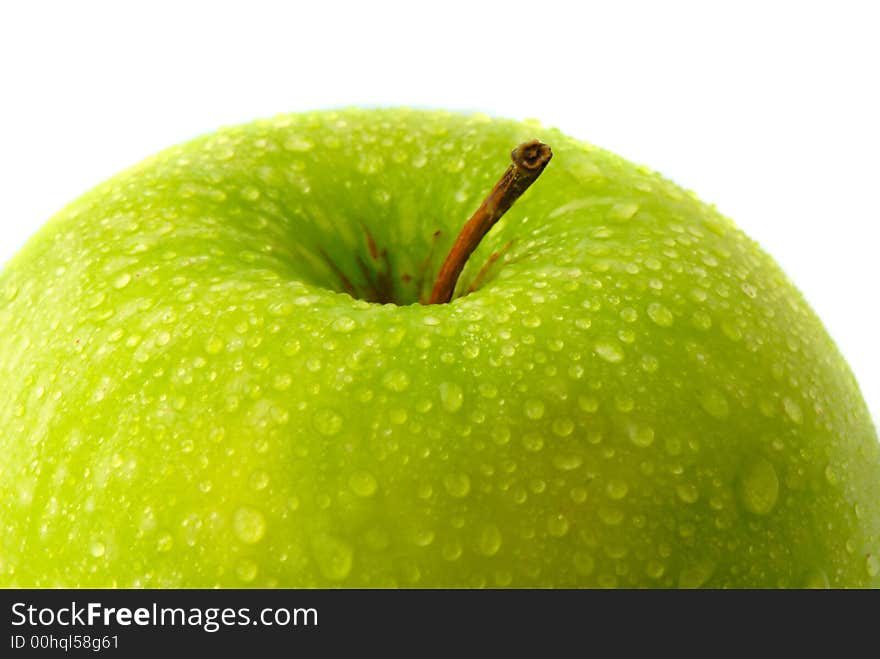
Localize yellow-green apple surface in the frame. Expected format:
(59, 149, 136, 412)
(1, 108, 878, 588)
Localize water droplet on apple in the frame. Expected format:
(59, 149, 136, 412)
(741, 282, 758, 298)
(824, 464, 839, 486)
(620, 307, 638, 323)
(382, 370, 410, 392)
(737, 456, 779, 515)
(606, 480, 629, 500)
(691, 311, 712, 330)
(3, 283, 19, 301)
(647, 302, 674, 327)
(628, 424, 655, 447)
(87, 291, 106, 309)
(332, 316, 356, 333)
(181, 513, 202, 547)
(783, 397, 803, 424)
(552, 454, 582, 471)
(411, 528, 435, 547)
(492, 426, 511, 445)
(618, 328, 636, 344)
(233, 506, 267, 544)
(867, 555, 880, 578)
(349, 471, 378, 497)
(645, 560, 666, 579)
(524, 399, 545, 420)
(599, 507, 624, 526)
(283, 136, 314, 152)
(133, 345, 151, 363)
(547, 513, 570, 537)
(113, 272, 132, 289)
(157, 533, 174, 552)
(644, 257, 662, 271)
(90, 541, 106, 558)
(641, 354, 660, 373)
(570, 486, 588, 503)
(462, 343, 480, 359)
(356, 153, 384, 174)
(476, 524, 502, 557)
(609, 201, 640, 221)
(240, 185, 260, 201)
(442, 541, 463, 561)
(140, 507, 157, 533)
(522, 432, 544, 452)
(204, 336, 224, 355)
(313, 408, 343, 436)
(443, 472, 471, 498)
(594, 339, 624, 363)
(312, 533, 354, 581)
(439, 382, 464, 412)
(552, 418, 574, 437)
(508, 486, 527, 504)
(278, 339, 300, 357)
(215, 146, 235, 161)
(475, 383, 496, 399)
(678, 559, 715, 588)
(446, 157, 466, 173)
(92, 386, 106, 403)
(293, 294, 319, 307)
(676, 483, 700, 503)
(272, 374, 292, 391)
(578, 395, 599, 413)
(699, 388, 730, 419)
(236, 559, 258, 583)
(249, 471, 269, 491)
(267, 301, 294, 317)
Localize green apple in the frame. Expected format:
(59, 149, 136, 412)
(1, 108, 878, 588)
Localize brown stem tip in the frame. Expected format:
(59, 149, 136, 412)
(427, 139, 552, 305)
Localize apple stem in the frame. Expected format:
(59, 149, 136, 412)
(427, 140, 552, 304)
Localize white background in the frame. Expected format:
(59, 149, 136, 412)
(1, 1, 877, 423)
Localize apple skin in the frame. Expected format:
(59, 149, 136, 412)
(0, 108, 878, 588)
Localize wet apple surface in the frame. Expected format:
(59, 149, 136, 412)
(0, 108, 877, 587)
